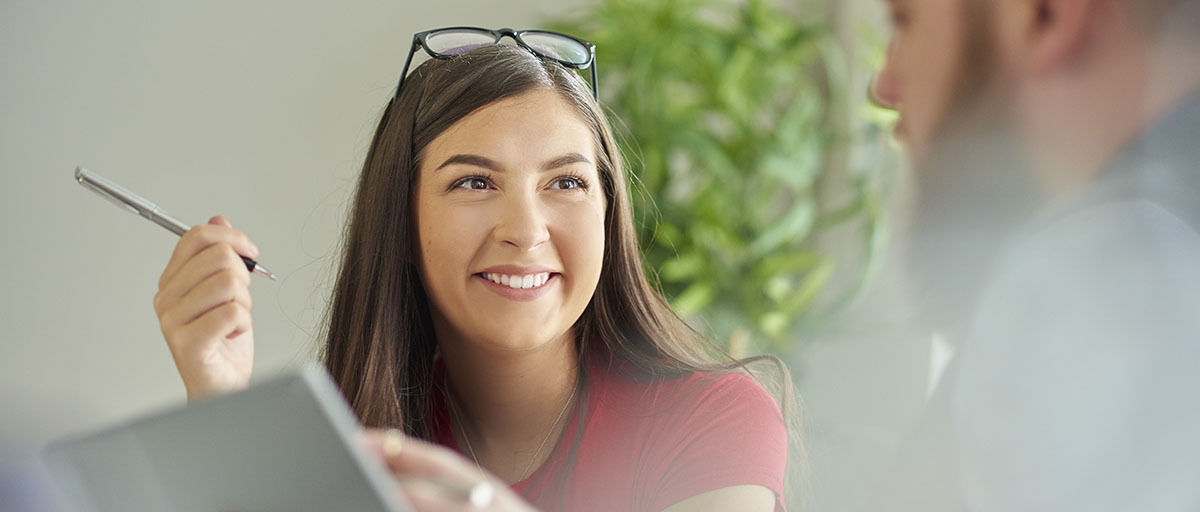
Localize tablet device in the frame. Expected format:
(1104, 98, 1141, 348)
(45, 367, 411, 512)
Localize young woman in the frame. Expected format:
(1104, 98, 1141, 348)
(153, 28, 801, 511)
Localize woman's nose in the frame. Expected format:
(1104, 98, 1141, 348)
(492, 192, 550, 251)
(870, 38, 902, 110)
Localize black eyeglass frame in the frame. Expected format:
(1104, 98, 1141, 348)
(394, 26, 599, 102)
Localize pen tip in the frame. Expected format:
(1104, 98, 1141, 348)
(251, 263, 277, 281)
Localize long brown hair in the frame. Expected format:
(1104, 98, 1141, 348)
(319, 44, 805, 505)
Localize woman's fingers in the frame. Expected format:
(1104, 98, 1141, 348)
(158, 216, 258, 291)
(168, 300, 253, 352)
(378, 430, 481, 480)
(399, 479, 491, 512)
(181, 267, 253, 323)
(361, 430, 535, 512)
(156, 248, 251, 314)
(363, 431, 479, 509)
(162, 299, 254, 399)
(153, 215, 258, 401)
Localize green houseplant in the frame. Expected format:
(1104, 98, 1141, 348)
(550, 0, 882, 355)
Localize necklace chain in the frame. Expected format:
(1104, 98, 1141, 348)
(444, 375, 579, 483)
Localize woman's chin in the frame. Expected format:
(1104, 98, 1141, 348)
(465, 328, 573, 355)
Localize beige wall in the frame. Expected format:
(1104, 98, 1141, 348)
(0, 0, 589, 446)
(2, 2, 927, 509)
(0, 5, 963, 512)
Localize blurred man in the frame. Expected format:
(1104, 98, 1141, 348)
(868, 0, 1200, 510)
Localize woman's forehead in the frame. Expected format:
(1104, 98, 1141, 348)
(421, 89, 599, 173)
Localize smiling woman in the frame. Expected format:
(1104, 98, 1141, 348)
(416, 89, 606, 357)
(152, 33, 800, 512)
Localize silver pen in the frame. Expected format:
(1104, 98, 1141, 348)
(74, 166, 276, 280)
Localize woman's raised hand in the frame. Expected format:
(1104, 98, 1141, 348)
(363, 429, 538, 512)
(153, 215, 257, 402)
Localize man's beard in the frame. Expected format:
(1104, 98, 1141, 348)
(904, 0, 1047, 340)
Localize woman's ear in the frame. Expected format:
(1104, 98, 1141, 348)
(1026, 0, 1100, 75)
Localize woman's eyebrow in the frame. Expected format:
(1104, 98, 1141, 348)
(434, 153, 591, 172)
(542, 153, 592, 170)
(435, 154, 501, 172)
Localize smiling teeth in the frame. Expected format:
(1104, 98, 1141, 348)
(483, 272, 551, 289)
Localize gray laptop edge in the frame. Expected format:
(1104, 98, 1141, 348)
(45, 367, 410, 512)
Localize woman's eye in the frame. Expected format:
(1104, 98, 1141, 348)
(453, 177, 491, 190)
(550, 176, 587, 190)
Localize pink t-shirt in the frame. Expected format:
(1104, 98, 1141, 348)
(429, 352, 788, 511)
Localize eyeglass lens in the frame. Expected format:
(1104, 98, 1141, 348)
(520, 32, 590, 65)
(425, 30, 498, 56)
(425, 29, 589, 66)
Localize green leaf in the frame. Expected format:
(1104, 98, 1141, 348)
(749, 202, 816, 256)
(660, 253, 706, 282)
(716, 45, 756, 117)
(545, 0, 890, 355)
(671, 281, 717, 316)
(759, 311, 790, 338)
(781, 258, 835, 313)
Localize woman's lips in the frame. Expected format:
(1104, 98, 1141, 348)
(480, 271, 552, 289)
(474, 272, 560, 302)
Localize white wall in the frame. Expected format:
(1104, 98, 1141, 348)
(0, 0, 589, 448)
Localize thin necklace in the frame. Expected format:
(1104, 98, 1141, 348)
(444, 375, 579, 483)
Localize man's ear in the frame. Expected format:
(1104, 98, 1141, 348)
(1027, 0, 1099, 75)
